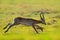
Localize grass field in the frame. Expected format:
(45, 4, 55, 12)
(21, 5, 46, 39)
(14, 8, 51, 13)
(0, 0, 60, 40)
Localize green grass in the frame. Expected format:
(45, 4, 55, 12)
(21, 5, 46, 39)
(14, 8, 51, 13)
(0, 0, 60, 40)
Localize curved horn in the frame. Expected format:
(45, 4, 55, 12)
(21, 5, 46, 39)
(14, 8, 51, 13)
(40, 11, 45, 20)
(40, 11, 46, 25)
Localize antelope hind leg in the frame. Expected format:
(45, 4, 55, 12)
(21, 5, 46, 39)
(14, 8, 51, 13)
(3, 23, 11, 30)
(4, 23, 15, 33)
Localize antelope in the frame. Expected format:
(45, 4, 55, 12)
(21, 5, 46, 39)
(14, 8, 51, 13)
(3, 12, 46, 33)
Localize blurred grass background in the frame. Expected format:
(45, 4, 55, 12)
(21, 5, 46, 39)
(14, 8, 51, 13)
(0, 0, 60, 40)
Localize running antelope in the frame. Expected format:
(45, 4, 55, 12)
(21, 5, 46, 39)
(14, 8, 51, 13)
(3, 12, 46, 33)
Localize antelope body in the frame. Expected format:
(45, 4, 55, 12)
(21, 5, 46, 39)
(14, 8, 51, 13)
(3, 12, 46, 33)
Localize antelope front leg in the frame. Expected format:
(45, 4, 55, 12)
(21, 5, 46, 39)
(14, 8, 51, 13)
(32, 24, 38, 33)
(35, 25, 43, 32)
